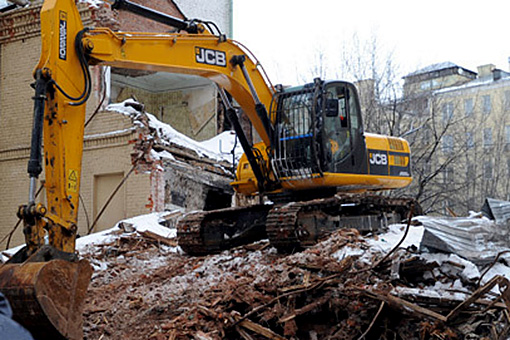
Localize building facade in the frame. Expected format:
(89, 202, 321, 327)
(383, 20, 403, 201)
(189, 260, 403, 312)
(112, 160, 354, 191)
(402, 61, 510, 215)
(0, 0, 233, 246)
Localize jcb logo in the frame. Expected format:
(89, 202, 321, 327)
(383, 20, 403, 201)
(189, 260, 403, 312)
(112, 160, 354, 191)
(369, 152, 388, 166)
(195, 47, 226, 67)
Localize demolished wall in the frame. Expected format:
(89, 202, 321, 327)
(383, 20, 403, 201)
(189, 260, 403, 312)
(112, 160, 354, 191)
(162, 160, 233, 211)
(105, 99, 237, 216)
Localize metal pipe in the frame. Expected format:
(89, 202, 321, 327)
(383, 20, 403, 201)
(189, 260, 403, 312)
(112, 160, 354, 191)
(28, 178, 38, 204)
(111, 0, 199, 33)
(230, 55, 273, 141)
(27, 70, 48, 203)
(218, 87, 268, 191)
(239, 62, 262, 105)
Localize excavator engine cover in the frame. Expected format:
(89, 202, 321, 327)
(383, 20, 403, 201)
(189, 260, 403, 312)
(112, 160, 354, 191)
(0, 259, 92, 340)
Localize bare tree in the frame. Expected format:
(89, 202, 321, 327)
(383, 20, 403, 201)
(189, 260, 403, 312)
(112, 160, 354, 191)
(298, 33, 506, 215)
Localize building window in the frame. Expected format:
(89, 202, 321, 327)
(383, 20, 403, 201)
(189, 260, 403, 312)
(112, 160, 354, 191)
(442, 102, 454, 123)
(443, 167, 453, 184)
(483, 128, 492, 147)
(482, 95, 491, 114)
(466, 132, 474, 149)
(420, 79, 439, 91)
(464, 98, 474, 117)
(466, 163, 475, 179)
(484, 161, 493, 179)
(442, 135, 454, 153)
(505, 91, 510, 112)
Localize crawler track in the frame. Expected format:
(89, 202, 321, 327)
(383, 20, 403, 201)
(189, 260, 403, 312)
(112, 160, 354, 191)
(176, 211, 211, 255)
(178, 194, 420, 255)
(177, 205, 272, 255)
(267, 194, 419, 252)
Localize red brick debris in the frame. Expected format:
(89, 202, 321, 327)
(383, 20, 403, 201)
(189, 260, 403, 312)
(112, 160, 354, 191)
(82, 228, 510, 340)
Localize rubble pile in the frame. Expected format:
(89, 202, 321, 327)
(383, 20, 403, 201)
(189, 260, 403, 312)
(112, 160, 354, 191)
(79, 215, 510, 340)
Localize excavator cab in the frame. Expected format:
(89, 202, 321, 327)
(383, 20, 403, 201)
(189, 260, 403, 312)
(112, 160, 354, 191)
(272, 80, 368, 181)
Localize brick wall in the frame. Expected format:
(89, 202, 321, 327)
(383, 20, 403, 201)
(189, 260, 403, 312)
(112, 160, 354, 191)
(114, 0, 184, 32)
(0, 157, 31, 246)
(0, 37, 40, 147)
(0, 0, 230, 247)
(0, 2, 176, 247)
(0, 34, 44, 247)
(79, 133, 152, 235)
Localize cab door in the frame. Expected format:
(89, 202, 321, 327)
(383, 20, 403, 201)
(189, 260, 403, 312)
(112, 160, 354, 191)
(321, 82, 367, 175)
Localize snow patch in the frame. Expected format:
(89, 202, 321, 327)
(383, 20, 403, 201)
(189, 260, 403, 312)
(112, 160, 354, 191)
(105, 99, 243, 163)
(368, 224, 424, 253)
(78, 0, 104, 9)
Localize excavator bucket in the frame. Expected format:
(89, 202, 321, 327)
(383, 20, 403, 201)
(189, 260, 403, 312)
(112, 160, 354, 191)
(0, 259, 92, 340)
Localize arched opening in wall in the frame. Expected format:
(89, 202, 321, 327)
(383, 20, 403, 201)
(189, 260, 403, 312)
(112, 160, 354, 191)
(203, 188, 232, 211)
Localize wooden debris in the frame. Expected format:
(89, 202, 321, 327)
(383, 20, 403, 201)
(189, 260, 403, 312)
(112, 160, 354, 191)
(234, 316, 286, 340)
(446, 275, 501, 321)
(137, 229, 177, 247)
(361, 289, 448, 322)
(81, 227, 510, 340)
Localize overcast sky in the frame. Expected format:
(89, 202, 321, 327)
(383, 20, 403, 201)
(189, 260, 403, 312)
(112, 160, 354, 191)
(233, 0, 510, 85)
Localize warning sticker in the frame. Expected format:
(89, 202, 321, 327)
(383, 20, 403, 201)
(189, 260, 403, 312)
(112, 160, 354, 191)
(68, 169, 78, 193)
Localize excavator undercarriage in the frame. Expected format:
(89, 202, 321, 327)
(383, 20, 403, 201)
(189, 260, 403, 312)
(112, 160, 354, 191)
(177, 194, 420, 255)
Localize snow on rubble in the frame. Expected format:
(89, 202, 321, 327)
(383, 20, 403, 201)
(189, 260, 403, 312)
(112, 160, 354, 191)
(78, 209, 510, 339)
(106, 99, 244, 164)
(77, 211, 182, 274)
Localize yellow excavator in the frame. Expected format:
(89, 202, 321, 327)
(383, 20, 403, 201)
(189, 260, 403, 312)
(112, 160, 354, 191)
(0, 0, 418, 338)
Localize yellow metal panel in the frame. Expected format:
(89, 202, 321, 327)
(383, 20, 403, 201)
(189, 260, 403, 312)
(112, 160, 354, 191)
(280, 172, 412, 191)
(234, 136, 412, 195)
(36, 0, 87, 252)
(84, 29, 275, 146)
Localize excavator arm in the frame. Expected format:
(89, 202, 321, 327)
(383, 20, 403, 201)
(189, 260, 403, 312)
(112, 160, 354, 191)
(82, 30, 275, 145)
(31, 0, 277, 254)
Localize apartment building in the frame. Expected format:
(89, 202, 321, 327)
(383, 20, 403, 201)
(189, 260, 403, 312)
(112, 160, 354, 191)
(402, 60, 510, 215)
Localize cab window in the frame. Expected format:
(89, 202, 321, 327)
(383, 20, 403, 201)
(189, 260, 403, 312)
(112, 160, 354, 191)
(323, 85, 352, 162)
